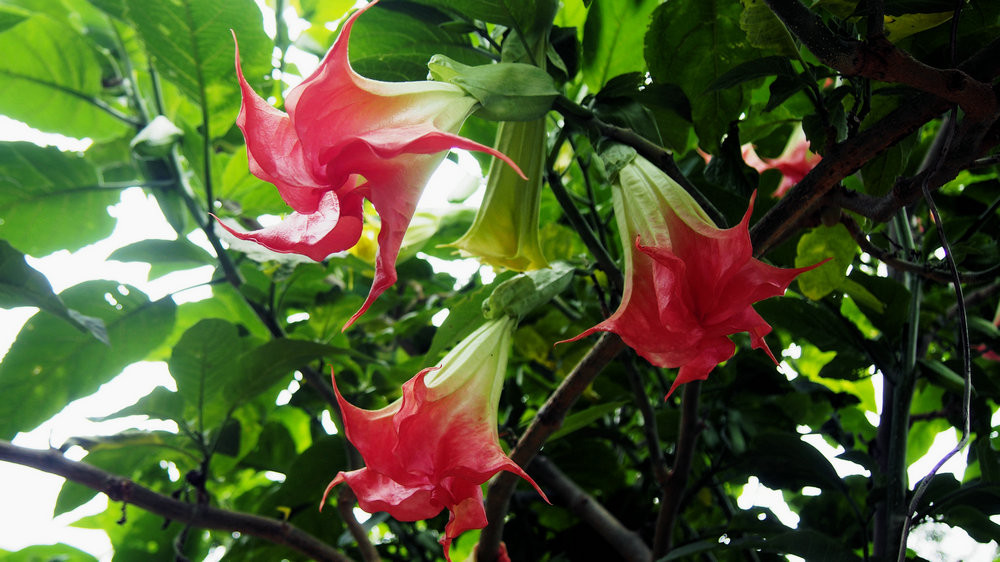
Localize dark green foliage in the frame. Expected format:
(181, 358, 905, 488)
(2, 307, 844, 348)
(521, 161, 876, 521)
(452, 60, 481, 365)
(1, 0, 998, 561)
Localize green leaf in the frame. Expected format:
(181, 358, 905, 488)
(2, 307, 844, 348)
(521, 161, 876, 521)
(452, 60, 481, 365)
(549, 401, 626, 441)
(0, 281, 176, 439)
(582, 0, 658, 91)
(740, 432, 847, 493)
(108, 239, 216, 281)
(0, 543, 98, 562)
(415, 0, 558, 53)
(232, 338, 338, 404)
(764, 530, 862, 561)
(483, 263, 575, 321)
(218, 148, 286, 217)
(423, 271, 516, 364)
(884, 11, 952, 42)
(645, 0, 758, 152)
(346, 4, 491, 82)
(429, 56, 558, 121)
(0, 5, 28, 32)
(739, 0, 798, 56)
(708, 56, 796, 91)
(0, 15, 128, 140)
(0, 239, 107, 342)
(860, 142, 909, 196)
(918, 359, 967, 394)
(756, 297, 866, 355)
(794, 224, 855, 300)
(169, 318, 246, 431)
(122, 0, 270, 134)
(844, 271, 911, 341)
(0, 142, 117, 257)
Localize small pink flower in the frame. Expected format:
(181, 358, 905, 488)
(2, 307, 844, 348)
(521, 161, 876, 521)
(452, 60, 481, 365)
(219, 0, 522, 327)
(562, 154, 824, 398)
(322, 319, 546, 560)
(742, 128, 821, 198)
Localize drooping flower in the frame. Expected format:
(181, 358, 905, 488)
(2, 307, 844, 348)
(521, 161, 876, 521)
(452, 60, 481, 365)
(742, 126, 821, 198)
(561, 151, 823, 398)
(450, 118, 549, 271)
(218, 0, 523, 327)
(322, 318, 547, 560)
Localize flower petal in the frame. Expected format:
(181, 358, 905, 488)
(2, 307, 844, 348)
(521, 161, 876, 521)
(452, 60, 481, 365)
(214, 190, 364, 261)
(233, 33, 326, 214)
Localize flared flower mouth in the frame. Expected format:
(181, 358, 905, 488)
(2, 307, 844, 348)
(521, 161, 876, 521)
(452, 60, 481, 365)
(321, 318, 547, 560)
(561, 151, 825, 398)
(220, 0, 525, 328)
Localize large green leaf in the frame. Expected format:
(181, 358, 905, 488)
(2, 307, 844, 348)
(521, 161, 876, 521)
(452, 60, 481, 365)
(0, 543, 98, 562)
(0, 14, 128, 140)
(0, 5, 28, 32)
(739, 0, 797, 56)
(581, 0, 658, 91)
(739, 432, 847, 493)
(347, 4, 491, 82)
(107, 238, 216, 281)
(121, 0, 270, 134)
(231, 338, 339, 405)
(168, 318, 246, 432)
(0, 281, 176, 439)
(794, 223, 855, 301)
(415, 0, 557, 37)
(0, 142, 117, 256)
(645, 0, 758, 152)
(217, 148, 286, 217)
(0, 239, 106, 342)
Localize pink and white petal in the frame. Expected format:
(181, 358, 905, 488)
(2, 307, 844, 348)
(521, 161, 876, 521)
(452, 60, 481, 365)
(233, 35, 326, 213)
(328, 468, 444, 522)
(215, 192, 363, 262)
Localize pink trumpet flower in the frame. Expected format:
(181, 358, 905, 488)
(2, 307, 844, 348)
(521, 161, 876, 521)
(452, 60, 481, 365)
(322, 318, 547, 560)
(562, 153, 825, 398)
(218, 0, 523, 328)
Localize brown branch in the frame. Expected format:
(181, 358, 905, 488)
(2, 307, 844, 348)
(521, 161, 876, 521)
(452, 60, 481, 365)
(762, 0, 996, 118)
(0, 440, 354, 562)
(477, 333, 627, 562)
(750, 36, 1000, 256)
(652, 381, 702, 558)
(837, 113, 999, 224)
(529, 455, 651, 562)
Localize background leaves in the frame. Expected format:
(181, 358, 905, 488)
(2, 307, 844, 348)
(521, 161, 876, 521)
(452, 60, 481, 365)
(0, 0, 997, 561)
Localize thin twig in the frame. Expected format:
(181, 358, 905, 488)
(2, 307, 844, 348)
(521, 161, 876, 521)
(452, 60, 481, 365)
(0, 440, 354, 562)
(840, 214, 998, 284)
